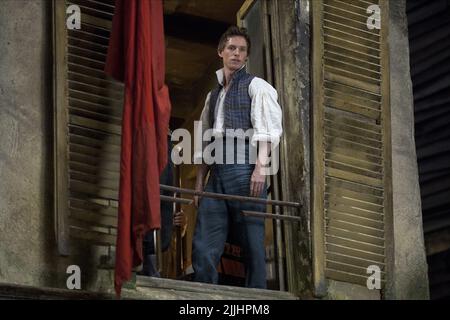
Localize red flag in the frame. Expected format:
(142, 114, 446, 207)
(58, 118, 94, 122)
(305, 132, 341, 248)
(104, 0, 171, 297)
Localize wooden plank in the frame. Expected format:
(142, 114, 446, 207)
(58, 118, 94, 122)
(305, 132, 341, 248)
(69, 137, 120, 155)
(325, 152, 383, 174)
(70, 180, 118, 200)
(69, 171, 119, 192)
(324, 80, 381, 104)
(68, 71, 123, 91)
(324, 96, 381, 120)
(379, 0, 394, 289)
(325, 159, 383, 180)
(325, 119, 381, 140)
(325, 202, 384, 221)
(68, 35, 108, 55)
(326, 181, 384, 206)
(324, 50, 380, 75)
(68, 79, 123, 101)
(325, 137, 383, 158)
(327, 218, 384, 239)
(326, 227, 385, 247)
(69, 88, 123, 109)
(326, 166, 383, 188)
(53, 0, 70, 256)
(325, 210, 384, 234)
(69, 114, 121, 135)
(68, 53, 105, 71)
(69, 227, 116, 246)
(326, 176, 384, 198)
(325, 65, 380, 87)
(312, 0, 327, 296)
(323, 4, 380, 29)
(80, 13, 112, 30)
(324, 269, 385, 288)
(326, 260, 386, 278)
(324, 42, 380, 65)
(325, 0, 381, 15)
(326, 145, 382, 166)
(326, 243, 385, 263)
(70, 207, 118, 228)
(326, 235, 385, 256)
(325, 127, 382, 149)
(324, 26, 381, 51)
(69, 142, 119, 161)
(69, 108, 121, 128)
(326, 191, 384, 213)
(325, 110, 381, 132)
(69, 197, 118, 217)
(236, 0, 257, 27)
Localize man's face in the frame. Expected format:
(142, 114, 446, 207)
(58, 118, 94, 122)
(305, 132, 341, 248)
(218, 36, 248, 71)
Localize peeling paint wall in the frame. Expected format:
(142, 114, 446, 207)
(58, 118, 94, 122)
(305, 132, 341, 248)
(386, 0, 429, 299)
(0, 0, 106, 291)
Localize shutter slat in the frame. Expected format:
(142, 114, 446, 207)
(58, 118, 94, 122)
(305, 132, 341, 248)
(325, 81, 382, 102)
(69, 114, 121, 135)
(69, 126, 121, 145)
(70, 208, 118, 228)
(326, 167, 383, 188)
(70, 180, 118, 200)
(54, 1, 121, 246)
(313, 0, 391, 285)
(324, 269, 384, 287)
(326, 209, 384, 230)
(326, 180, 384, 205)
(326, 261, 385, 280)
(325, 42, 380, 65)
(323, 18, 380, 42)
(326, 235, 385, 259)
(68, 89, 122, 109)
(325, 137, 383, 157)
(69, 198, 118, 217)
(327, 228, 384, 247)
(326, 243, 385, 263)
(68, 71, 123, 91)
(69, 227, 116, 246)
(69, 79, 122, 100)
(70, 170, 119, 192)
(326, 203, 384, 222)
(70, 143, 120, 161)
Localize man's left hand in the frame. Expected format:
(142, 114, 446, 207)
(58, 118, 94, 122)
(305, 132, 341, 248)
(250, 166, 265, 197)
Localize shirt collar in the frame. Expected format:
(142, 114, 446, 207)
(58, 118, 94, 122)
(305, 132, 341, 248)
(216, 64, 246, 86)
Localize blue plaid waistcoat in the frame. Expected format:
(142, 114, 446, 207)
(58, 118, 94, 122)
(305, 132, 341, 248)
(209, 68, 255, 130)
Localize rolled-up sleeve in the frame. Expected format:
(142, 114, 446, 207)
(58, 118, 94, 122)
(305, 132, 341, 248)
(249, 78, 283, 147)
(193, 92, 211, 164)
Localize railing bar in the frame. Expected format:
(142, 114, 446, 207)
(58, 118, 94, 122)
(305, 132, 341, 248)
(241, 210, 302, 223)
(160, 184, 301, 208)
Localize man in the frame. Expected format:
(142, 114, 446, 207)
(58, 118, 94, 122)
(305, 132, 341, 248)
(140, 133, 187, 277)
(192, 26, 282, 289)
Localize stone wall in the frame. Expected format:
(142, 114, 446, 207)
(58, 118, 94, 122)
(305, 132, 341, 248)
(0, 0, 105, 291)
(386, 0, 429, 299)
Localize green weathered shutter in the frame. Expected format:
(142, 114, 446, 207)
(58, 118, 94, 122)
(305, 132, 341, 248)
(53, 0, 121, 254)
(312, 0, 392, 293)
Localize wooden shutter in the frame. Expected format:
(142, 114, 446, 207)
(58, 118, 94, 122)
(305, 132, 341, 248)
(53, 0, 121, 254)
(312, 0, 392, 292)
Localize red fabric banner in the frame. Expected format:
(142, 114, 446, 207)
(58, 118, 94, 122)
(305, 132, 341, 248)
(104, 0, 171, 297)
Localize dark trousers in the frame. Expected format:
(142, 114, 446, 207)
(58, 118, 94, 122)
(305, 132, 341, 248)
(192, 163, 267, 288)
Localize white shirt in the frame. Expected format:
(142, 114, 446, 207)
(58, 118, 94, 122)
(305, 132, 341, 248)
(195, 68, 283, 163)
